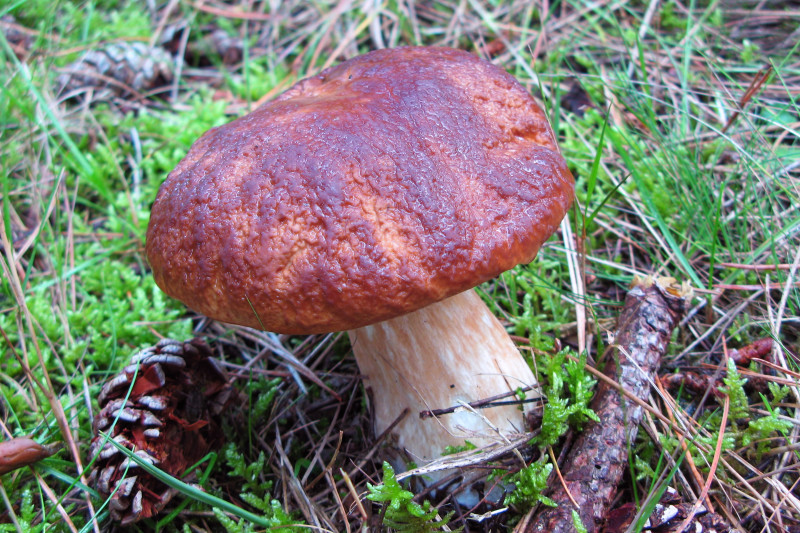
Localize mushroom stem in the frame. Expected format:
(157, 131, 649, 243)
(348, 288, 538, 469)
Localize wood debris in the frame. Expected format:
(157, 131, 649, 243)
(523, 277, 694, 533)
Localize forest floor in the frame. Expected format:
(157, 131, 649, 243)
(1, 0, 799, 531)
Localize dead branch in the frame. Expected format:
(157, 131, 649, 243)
(522, 276, 692, 533)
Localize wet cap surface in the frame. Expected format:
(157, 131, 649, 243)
(146, 46, 574, 333)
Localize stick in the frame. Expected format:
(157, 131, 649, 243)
(522, 276, 691, 533)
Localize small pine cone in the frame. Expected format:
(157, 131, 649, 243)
(89, 338, 235, 525)
(58, 42, 173, 102)
(159, 23, 243, 65)
(1, 16, 34, 58)
(207, 29, 244, 65)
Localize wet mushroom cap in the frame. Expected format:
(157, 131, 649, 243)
(145, 46, 574, 333)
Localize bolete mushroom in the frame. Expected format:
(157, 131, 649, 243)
(146, 46, 573, 478)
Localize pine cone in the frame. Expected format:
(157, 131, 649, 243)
(58, 42, 173, 102)
(1, 16, 34, 58)
(89, 338, 234, 525)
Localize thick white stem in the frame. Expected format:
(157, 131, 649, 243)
(348, 289, 537, 468)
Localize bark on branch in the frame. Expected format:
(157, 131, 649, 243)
(523, 276, 691, 533)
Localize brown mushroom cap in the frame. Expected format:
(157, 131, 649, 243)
(146, 46, 574, 334)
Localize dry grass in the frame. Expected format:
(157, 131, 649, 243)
(1, 0, 799, 531)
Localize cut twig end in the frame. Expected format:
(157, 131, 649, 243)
(631, 275, 694, 301)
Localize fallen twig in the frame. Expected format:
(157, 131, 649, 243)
(419, 386, 541, 419)
(523, 276, 692, 533)
(396, 433, 533, 482)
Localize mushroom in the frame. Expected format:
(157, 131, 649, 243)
(146, 47, 573, 478)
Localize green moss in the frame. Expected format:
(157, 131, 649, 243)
(366, 462, 457, 533)
(504, 456, 556, 509)
(534, 348, 598, 448)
